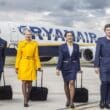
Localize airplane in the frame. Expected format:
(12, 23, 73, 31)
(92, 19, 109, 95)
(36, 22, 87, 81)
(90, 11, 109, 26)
(0, 21, 104, 62)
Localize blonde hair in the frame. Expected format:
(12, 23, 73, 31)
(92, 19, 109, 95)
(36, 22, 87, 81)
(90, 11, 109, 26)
(23, 28, 32, 35)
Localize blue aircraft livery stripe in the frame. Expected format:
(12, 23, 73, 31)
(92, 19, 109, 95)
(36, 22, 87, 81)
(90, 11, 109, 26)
(18, 25, 97, 43)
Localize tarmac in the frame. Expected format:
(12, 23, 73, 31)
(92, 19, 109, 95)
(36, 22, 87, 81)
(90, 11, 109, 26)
(0, 66, 108, 110)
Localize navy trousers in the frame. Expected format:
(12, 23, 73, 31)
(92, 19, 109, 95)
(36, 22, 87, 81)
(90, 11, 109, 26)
(100, 81, 110, 104)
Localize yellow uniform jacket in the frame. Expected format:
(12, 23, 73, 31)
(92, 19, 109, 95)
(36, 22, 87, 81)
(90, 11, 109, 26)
(15, 40, 41, 80)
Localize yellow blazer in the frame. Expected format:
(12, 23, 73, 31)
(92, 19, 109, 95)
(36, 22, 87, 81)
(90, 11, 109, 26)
(15, 40, 41, 80)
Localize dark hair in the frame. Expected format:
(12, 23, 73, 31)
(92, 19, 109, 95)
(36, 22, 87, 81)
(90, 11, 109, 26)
(64, 31, 75, 40)
(104, 24, 110, 31)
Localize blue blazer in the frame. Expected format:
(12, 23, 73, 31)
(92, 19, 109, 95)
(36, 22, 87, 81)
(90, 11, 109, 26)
(57, 43, 80, 72)
(94, 37, 110, 67)
(0, 37, 7, 73)
(94, 37, 110, 81)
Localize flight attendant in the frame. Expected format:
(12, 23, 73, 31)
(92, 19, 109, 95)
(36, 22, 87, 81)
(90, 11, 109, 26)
(95, 24, 110, 109)
(15, 29, 41, 107)
(56, 31, 81, 108)
(0, 29, 7, 81)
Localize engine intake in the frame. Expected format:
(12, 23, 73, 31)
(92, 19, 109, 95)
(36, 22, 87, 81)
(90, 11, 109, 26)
(83, 49, 93, 61)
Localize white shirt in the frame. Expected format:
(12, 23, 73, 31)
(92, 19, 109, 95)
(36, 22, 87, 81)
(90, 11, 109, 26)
(67, 44, 73, 56)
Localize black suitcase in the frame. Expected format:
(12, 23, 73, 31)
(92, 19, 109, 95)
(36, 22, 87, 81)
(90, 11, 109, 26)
(74, 71, 88, 102)
(0, 72, 13, 100)
(29, 70, 48, 101)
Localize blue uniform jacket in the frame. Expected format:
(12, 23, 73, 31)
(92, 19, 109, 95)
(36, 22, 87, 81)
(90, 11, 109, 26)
(0, 37, 7, 73)
(94, 37, 110, 81)
(57, 43, 80, 73)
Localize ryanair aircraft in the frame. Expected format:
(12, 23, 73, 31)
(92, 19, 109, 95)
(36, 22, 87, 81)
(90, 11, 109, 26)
(0, 22, 103, 62)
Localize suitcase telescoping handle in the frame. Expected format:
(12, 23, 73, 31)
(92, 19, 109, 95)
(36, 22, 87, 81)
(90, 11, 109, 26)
(41, 69, 43, 87)
(2, 71, 6, 86)
(75, 70, 83, 88)
(36, 69, 43, 87)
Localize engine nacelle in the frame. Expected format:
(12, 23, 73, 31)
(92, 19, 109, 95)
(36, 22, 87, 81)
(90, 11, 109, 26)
(80, 46, 96, 62)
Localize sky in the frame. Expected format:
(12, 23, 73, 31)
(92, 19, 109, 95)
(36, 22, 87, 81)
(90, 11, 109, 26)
(0, 0, 110, 30)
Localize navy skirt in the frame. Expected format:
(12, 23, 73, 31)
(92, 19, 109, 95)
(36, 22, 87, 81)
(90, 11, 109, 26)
(61, 69, 77, 81)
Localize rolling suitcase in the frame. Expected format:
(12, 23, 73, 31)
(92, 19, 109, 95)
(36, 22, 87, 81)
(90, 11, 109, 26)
(0, 71, 13, 100)
(74, 71, 88, 102)
(29, 70, 48, 101)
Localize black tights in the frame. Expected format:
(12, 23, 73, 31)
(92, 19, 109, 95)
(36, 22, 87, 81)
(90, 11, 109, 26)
(64, 80, 75, 104)
(22, 81, 32, 104)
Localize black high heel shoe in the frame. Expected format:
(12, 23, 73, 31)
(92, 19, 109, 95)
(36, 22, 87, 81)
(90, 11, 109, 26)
(70, 103, 75, 108)
(24, 103, 29, 107)
(66, 101, 70, 107)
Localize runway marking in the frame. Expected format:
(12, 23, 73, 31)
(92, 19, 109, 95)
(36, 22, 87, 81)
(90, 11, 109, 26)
(56, 101, 99, 110)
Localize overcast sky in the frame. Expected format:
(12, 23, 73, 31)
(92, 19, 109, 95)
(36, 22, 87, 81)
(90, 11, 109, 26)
(0, 0, 110, 30)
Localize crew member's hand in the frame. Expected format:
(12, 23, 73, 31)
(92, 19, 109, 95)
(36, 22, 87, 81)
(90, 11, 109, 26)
(95, 67, 99, 74)
(15, 68, 18, 74)
(78, 70, 83, 73)
(56, 69, 60, 76)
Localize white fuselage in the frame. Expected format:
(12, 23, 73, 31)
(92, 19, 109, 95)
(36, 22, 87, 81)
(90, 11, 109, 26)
(0, 22, 104, 62)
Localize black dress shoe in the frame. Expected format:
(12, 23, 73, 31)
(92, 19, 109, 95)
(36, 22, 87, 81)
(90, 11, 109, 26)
(24, 103, 29, 107)
(99, 101, 105, 109)
(105, 104, 110, 109)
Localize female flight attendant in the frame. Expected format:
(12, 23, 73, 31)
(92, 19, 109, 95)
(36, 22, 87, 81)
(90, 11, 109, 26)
(56, 31, 81, 108)
(15, 29, 41, 107)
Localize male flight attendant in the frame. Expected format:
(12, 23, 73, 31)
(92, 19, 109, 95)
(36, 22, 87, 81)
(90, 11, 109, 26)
(95, 24, 110, 109)
(0, 30, 7, 80)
